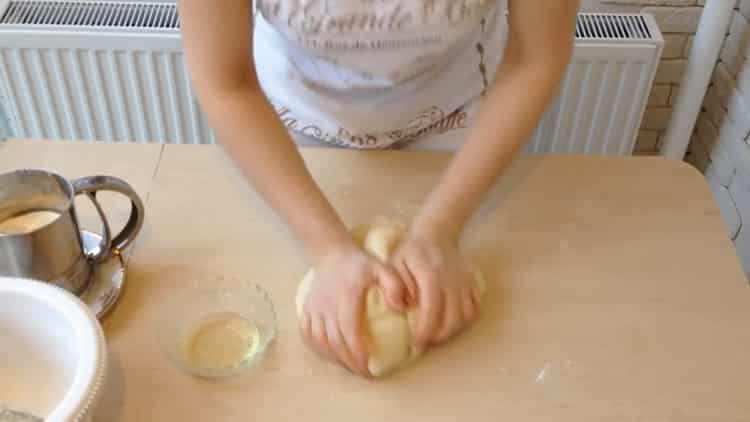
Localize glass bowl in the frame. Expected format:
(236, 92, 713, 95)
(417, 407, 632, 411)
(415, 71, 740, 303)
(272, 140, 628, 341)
(158, 282, 276, 379)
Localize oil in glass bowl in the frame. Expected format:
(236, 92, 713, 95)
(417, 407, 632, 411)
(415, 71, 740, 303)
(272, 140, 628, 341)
(159, 281, 276, 379)
(182, 311, 261, 372)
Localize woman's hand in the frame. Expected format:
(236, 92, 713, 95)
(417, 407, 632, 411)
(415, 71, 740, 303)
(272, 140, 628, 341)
(299, 243, 406, 377)
(390, 226, 480, 348)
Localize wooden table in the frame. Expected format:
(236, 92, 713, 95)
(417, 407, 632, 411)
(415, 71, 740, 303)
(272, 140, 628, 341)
(2, 139, 749, 421)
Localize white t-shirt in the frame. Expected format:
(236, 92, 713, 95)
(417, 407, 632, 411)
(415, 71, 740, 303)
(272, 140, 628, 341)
(253, 0, 508, 148)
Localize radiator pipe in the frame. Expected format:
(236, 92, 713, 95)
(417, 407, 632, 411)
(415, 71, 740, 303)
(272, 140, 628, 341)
(661, 0, 735, 159)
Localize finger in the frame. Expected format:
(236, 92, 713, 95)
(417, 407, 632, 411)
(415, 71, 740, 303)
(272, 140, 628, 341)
(471, 282, 482, 308)
(339, 287, 371, 376)
(325, 316, 360, 375)
(434, 292, 461, 344)
(461, 291, 478, 325)
(414, 280, 443, 347)
(311, 315, 336, 363)
(393, 258, 418, 307)
(376, 264, 406, 312)
(298, 311, 312, 340)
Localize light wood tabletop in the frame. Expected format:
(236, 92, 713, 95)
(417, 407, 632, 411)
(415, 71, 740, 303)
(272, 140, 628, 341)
(2, 139, 749, 421)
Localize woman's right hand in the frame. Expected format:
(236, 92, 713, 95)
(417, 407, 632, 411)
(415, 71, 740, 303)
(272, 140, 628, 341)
(299, 243, 406, 377)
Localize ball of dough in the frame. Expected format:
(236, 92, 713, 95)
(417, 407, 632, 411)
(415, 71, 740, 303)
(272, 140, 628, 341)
(296, 222, 486, 377)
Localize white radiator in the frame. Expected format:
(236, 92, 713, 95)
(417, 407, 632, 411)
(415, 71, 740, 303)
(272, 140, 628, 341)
(0, 1, 664, 154)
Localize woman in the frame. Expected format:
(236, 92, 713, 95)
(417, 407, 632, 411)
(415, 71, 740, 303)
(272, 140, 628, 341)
(179, 0, 579, 377)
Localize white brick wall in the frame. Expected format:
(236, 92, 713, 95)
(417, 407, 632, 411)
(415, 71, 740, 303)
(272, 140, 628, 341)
(681, 0, 750, 276)
(688, 3, 750, 172)
(586, 0, 711, 153)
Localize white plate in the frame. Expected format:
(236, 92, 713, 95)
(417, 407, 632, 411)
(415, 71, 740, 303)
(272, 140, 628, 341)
(0, 278, 106, 422)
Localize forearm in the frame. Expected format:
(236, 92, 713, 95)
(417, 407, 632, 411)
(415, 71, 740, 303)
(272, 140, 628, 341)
(178, 0, 354, 263)
(414, 59, 567, 239)
(204, 87, 353, 261)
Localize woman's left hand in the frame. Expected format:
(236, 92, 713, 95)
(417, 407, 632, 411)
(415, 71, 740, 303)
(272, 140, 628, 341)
(390, 226, 480, 348)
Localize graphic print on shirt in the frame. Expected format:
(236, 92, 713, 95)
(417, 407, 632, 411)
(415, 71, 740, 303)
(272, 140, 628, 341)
(256, 0, 490, 33)
(253, 0, 507, 148)
(272, 102, 471, 148)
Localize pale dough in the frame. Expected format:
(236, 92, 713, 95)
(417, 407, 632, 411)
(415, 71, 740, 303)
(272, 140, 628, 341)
(296, 222, 486, 377)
